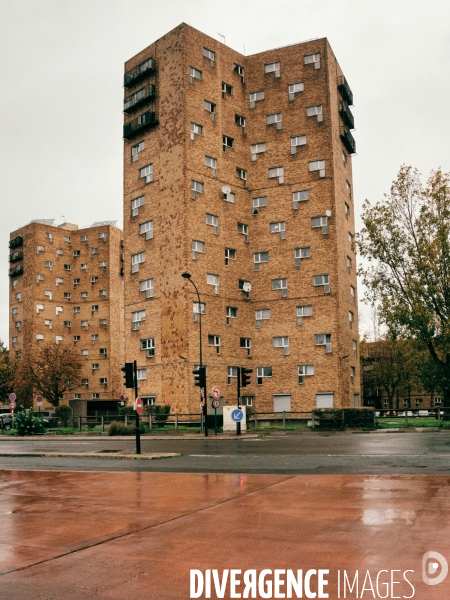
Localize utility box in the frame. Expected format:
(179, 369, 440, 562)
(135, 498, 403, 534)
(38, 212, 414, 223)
(223, 405, 247, 432)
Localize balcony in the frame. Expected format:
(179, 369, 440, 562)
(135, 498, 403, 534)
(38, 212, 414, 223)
(9, 264, 23, 277)
(9, 251, 23, 263)
(124, 58, 155, 88)
(124, 84, 156, 114)
(339, 100, 355, 129)
(340, 125, 356, 155)
(123, 110, 157, 140)
(9, 236, 23, 249)
(337, 75, 353, 105)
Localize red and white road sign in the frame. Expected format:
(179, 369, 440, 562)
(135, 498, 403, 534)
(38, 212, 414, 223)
(212, 398, 220, 409)
(9, 393, 16, 402)
(211, 386, 221, 400)
(36, 395, 43, 406)
(135, 397, 143, 414)
(9, 401, 16, 410)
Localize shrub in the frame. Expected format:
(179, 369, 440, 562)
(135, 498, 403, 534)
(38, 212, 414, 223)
(14, 408, 45, 436)
(55, 405, 72, 427)
(144, 404, 170, 427)
(108, 421, 147, 436)
(313, 408, 375, 431)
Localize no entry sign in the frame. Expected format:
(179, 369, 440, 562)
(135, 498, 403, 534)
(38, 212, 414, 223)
(135, 397, 143, 414)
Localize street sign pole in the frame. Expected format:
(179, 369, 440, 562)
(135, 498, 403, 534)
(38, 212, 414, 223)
(133, 360, 141, 455)
(236, 367, 241, 436)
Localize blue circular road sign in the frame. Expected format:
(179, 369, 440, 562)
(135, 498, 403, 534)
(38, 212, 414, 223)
(231, 409, 243, 422)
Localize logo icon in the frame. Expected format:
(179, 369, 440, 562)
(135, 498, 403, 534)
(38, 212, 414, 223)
(422, 551, 448, 585)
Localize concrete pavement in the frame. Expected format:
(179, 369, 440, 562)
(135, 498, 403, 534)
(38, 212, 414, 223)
(0, 470, 449, 598)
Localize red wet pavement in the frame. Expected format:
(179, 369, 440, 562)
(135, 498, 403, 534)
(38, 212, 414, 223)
(0, 471, 449, 599)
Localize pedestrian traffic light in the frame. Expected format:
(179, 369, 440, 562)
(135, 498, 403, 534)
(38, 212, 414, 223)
(121, 363, 134, 388)
(241, 367, 253, 388)
(193, 366, 206, 389)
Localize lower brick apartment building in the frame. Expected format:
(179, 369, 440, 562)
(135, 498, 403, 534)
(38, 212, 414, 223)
(122, 23, 360, 415)
(8, 220, 124, 416)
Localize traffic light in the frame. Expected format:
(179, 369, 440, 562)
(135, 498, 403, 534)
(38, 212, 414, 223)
(241, 367, 253, 388)
(121, 363, 134, 388)
(193, 366, 206, 389)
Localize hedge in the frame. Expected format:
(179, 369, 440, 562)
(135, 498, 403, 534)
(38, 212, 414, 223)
(312, 408, 375, 430)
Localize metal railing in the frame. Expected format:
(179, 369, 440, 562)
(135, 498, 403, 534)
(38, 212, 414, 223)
(123, 110, 157, 139)
(337, 75, 353, 105)
(340, 125, 356, 154)
(123, 84, 156, 114)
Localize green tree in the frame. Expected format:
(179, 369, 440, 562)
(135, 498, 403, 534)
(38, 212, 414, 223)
(358, 166, 450, 408)
(0, 340, 14, 402)
(16, 343, 84, 407)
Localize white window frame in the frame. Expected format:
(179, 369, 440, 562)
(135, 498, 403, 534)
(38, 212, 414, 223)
(208, 334, 220, 354)
(272, 278, 287, 297)
(257, 366, 272, 385)
(205, 155, 217, 176)
(249, 90, 264, 108)
(140, 278, 154, 299)
(190, 122, 203, 140)
(290, 135, 306, 154)
(311, 215, 328, 235)
(131, 140, 145, 162)
(266, 112, 282, 129)
(254, 251, 269, 271)
(306, 104, 323, 122)
(131, 252, 145, 273)
(206, 273, 219, 294)
(225, 306, 237, 325)
(139, 164, 153, 184)
(309, 159, 325, 178)
(140, 220, 154, 240)
(224, 247, 236, 266)
(191, 180, 204, 199)
(141, 338, 155, 357)
(190, 66, 202, 83)
(264, 61, 280, 77)
(288, 82, 304, 101)
(206, 213, 219, 234)
(298, 364, 314, 384)
(270, 221, 286, 239)
(253, 196, 268, 209)
(192, 240, 205, 260)
(251, 143, 266, 161)
(203, 47, 215, 66)
(255, 309, 270, 328)
(237, 222, 248, 242)
(131, 195, 144, 217)
(204, 100, 216, 121)
(228, 366, 239, 385)
(132, 310, 146, 330)
(273, 336, 289, 355)
(304, 52, 320, 69)
(313, 274, 330, 294)
(296, 305, 312, 325)
(294, 247, 310, 267)
(315, 334, 332, 354)
(268, 166, 284, 184)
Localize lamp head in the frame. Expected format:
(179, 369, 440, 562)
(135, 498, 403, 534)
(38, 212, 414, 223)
(181, 272, 191, 279)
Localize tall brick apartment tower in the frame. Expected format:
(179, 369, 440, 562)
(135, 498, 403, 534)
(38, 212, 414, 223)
(123, 23, 359, 414)
(8, 220, 124, 416)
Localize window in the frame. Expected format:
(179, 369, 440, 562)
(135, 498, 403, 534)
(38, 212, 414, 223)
(204, 100, 216, 120)
(223, 135, 234, 152)
(348, 232, 354, 248)
(64, 292, 71, 300)
(100, 348, 107, 357)
(257, 367, 272, 385)
(12, 336, 18, 346)
(15, 350, 21, 358)
(304, 52, 320, 69)
(224, 248, 236, 266)
(100, 378, 108, 387)
(91, 393, 99, 399)
(99, 232, 107, 241)
(352, 339, 357, 354)
(306, 105, 323, 122)
(292, 190, 308, 209)
(249, 90, 264, 108)
(140, 220, 153, 240)
(235, 114, 245, 128)
(15, 292, 22, 302)
(253, 196, 268, 210)
(56, 248, 63, 256)
(81, 320, 88, 328)
(36, 274, 45, 284)
(81, 379, 89, 388)
(132, 310, 146, 330)
(296, 305, 312, 325)
(139, 164, 153, 184)
(99, 319, 107, 328)
(35, 304, 43, 314)
(315, 334, 332, 353)
(270, 221, 286, 239)
(72, 250, 80, 260)
(131, 140, 145, 162)
(193, 302, 205, 322)
(313, 274, 330, 294)
(45, 318, 53, 328)
(91, 305, 99, 314)
(290, 135, 306, 154)
(298, 365, 314, 384)
(80, 292, 88, 300)
(237, 222, 248, 242)
(15, 321, 22, 331)
(131, 252, 145, 273)
(222, 82, 232, 98)
(267, 113, 282, 130)
(350, 366, 355, 381)
(141, 338, 155, 357)
(45, 231, 53, 242)
(203, 47, 215, 66)
(191, 240, 205, 260)
(45, 290, 52, 300)
(91, 248, 99, 256)
(190, 122, 203, 139)
(294, 247, 311, 267)
(190, 66, 202, 83)
(206, 213, 219, 234)
(342, 150, 347, 165)
(131, 195, 144, 217)
(347, 256, 352, 273)
(55, 335, 63, 344)
(350, 285, 355, 298)
(56, 306, 63, 315)
(99, 289, 107, 298)
(251, 143, 266, 160)
(236, 167, 247, 186)
(349, 311, 354, 328)
(309, 160, 325, 177)
(191, 180, 204, 199)
(240, 337, 251, 357)
(208, 335, 220, 354)
(288, 82, 304, 101)
(73, 336, 80, 344)
(241, 396, 253, 407)
(272, 278, 287, 297)
(12, 279, 18, 290)
(311, 215, 328, 234)
(64, 236, 71, 243)
(345, 202, 350, 218)
(226, 306, 237, 325)
(234, 63, 245, 82)
(205, 156, 217, 176)
(268, 166, 284, 184)
(91, 334, 99, 342)
(227, 366, 239, 385)
(265, 61, 280, 77)
(207, 273, 219, 294)
(36, 245, 45, 254)
(140, 278, 154, 299)
(255, 309, 270, 328)
(273, 336, 289, 355)
(44, 261, 53, 271)
(99, 261, 107, 269)
(254, 251, 269, 270)
(73, 278, 80, 287)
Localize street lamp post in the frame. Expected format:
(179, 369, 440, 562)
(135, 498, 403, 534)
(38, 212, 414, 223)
(182, 272, 208, 436)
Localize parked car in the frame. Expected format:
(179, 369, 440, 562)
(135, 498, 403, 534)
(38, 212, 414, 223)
(32, 411, 56, 426)
(0, 414, 15, 431)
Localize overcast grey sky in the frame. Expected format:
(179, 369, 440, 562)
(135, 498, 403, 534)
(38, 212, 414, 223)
(1, 0, 449, 346)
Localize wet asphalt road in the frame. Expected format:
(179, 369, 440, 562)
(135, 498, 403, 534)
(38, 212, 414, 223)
(0, 431, 449, 474)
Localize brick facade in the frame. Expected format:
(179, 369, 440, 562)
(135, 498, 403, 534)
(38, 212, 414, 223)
(120, 24, 360, 414)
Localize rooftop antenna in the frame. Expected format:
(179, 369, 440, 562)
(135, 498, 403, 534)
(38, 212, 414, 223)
(218, 32, 225, 45)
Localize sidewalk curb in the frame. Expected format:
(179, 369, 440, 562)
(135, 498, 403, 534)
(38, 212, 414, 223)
(0, 452, 181, 460)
